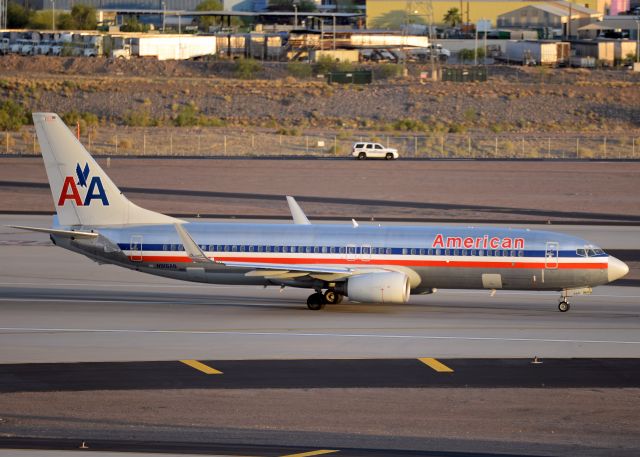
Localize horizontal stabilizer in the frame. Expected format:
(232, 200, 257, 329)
(9, 225, 99, 239)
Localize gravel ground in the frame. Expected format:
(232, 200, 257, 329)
(1, 388, 639, 455)
(2, 55, 639, 134)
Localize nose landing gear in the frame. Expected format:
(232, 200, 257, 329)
(558, 300, 570, 312)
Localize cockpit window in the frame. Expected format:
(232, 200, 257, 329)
(576, 248, 586, 257)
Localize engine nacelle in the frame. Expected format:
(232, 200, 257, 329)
(346, 272, 411, 304)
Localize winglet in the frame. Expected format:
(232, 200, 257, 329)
(286, 196, 311, 225)
(174, 223, 212, 263)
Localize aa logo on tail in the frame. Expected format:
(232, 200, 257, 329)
(58, 162, 109, 206)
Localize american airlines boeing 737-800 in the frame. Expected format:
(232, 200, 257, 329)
(13, 113, 629, 311)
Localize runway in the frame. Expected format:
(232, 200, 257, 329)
(2, 216, 640, 456)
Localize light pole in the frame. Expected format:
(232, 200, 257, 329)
(162, 1, 166, 32)
(292, 0, 298, 28)
(51, 0, 55, 30)
(636, 16, 639, 63)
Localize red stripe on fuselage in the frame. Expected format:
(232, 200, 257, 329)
(128, 255, 608, 270)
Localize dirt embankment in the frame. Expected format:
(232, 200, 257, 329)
(1, 55, 640, 134)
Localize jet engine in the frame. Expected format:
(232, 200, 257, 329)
(346, 272, 411, 304)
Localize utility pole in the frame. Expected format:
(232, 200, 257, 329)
(636, 15, 639, 63)
(162, 1, 166, 32)
(293, 0, 298, 28)
(51, 0, 55, 30)
(0, 0, 7, 30)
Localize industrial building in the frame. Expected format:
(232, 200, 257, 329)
(366, 0, 623, 29)
(496, 2, 602, 37)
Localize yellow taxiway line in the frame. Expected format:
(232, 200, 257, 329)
(179, 359, 223, 375)
(280, 450, 339, 457)
(418, 357, 454, 373)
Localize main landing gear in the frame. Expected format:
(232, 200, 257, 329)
(306, 290, 344, 310)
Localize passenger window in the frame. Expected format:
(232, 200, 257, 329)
(330, 247, 336, 254)
(428, 249, 434, 255)
(518, 251, 524, 257)
(444, 249, 450, 256)
(366, 144, 373, 149)
(375, 144, 383, 149)
(339, 247, 345, 254)
(322, 246, 328, 253)
(240, 245, 245, 252)
(232, 245, 237, 252)
(386, 248, 392, 255)
(402, 248, 408, 255)
(478, 250, 484, 256)
(411, 248, 417, 255)
(436, 249, 441, 255)
(248, 245, 254, 252)
(291, 246, 297, 253)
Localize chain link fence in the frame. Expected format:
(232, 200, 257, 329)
(2, 127, 639, 159)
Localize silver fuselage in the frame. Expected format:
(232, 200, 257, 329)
(54, 221, 614, 294)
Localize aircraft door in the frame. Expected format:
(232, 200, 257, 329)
(130, 235, 143, 262)
(545, 242, 559, 269)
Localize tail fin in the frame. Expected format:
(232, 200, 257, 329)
(33, 112, 180, 227)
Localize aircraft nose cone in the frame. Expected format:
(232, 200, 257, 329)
(608, 256, 629, 282)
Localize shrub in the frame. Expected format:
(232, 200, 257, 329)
(234, 58, 262, 80)
(287, 61, 312, 78)
(392, 118, 426, 132)
(448, 122, 466, 133)
(313, 55, 337, 75)
(375, 63, 402, 80)
(125, 109, 155, 127)
(0, 100, 29, 131)
(275, 126, 300, 136)
(174, 104, 199, 127)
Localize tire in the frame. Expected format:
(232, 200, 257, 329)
(558, 301, 570, 312)
(357, 152, 366, 160)
(324, 290, 343, 305)
(307, 292, 326, 310)
(385, 153, 394, 160)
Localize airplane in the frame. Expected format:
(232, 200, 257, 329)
(12, 113, 629, 311)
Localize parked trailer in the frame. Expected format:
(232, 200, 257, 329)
(504, 40, 560, 65)
(572, 41, 614, 66)
(132, 35, 216, 60)
(613, 40, 637, 62)
(215, 34, 247, 57)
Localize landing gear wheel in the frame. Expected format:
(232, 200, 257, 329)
(558, 301, 570, 312)
(307, 292, 326, 310)
(324, 290, 344, 305)
(357, 152, 366, 160)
